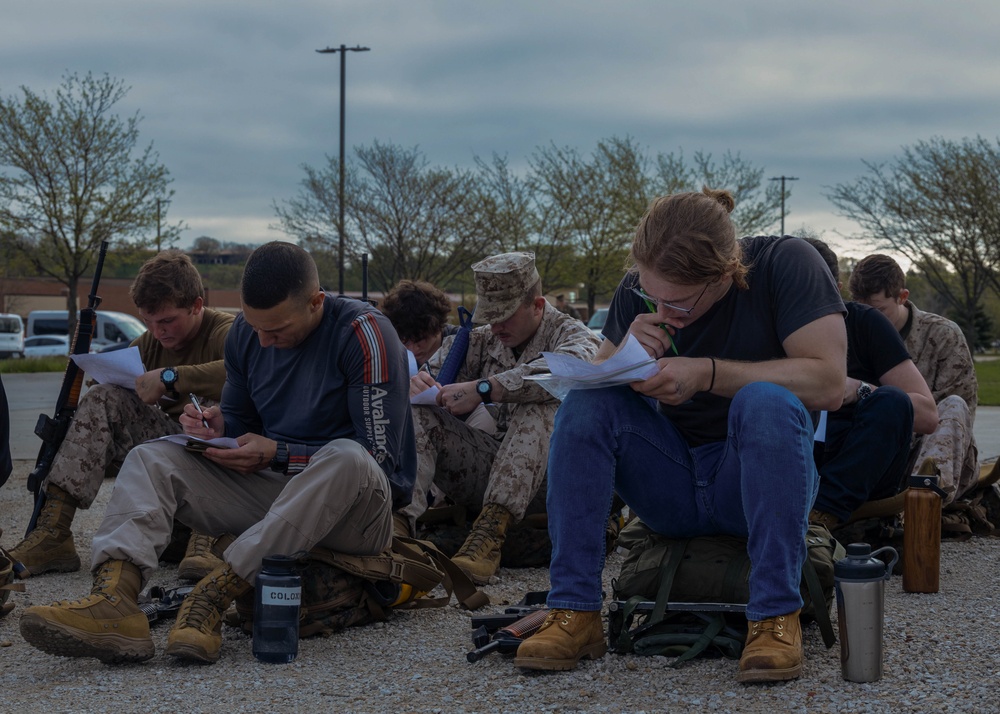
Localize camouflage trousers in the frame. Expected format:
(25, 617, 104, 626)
(44, 384, 179, 508)
(911, 395, 978, 506)
(401, 402, 554, 524)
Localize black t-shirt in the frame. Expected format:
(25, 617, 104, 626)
(832, 301, 912, 421)
(603, 235, 846, 446)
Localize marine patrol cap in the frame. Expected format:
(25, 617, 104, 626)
(471, 252, 540, 325)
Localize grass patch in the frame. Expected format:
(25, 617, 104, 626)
(0, 356, 70, 374)
(975, 359, 1000, 407)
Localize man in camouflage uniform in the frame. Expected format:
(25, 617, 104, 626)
(9, 251, 234, 577)
(403, 252, 601, 583)
(850, 254, 978, 504)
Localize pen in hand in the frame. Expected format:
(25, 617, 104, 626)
(189, 393, 210, 429)
(640, 298, 680, 356)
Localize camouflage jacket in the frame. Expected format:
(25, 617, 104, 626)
(428, 302, 601, 430)
(902, 301, 978, 417)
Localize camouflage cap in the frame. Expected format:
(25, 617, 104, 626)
(471, 252, 539, 325)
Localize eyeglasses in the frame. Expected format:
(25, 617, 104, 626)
(630, 283, 710, 316)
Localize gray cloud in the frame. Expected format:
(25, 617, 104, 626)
(2, 0, 999, 248)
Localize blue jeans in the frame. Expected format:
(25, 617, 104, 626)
(546, 382, 818, 621)
(813, 385, 914, 522)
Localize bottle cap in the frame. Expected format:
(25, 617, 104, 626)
(907, 474, 947, 496)
(835, 542, 893, 580)
(261, 554, 297, 571)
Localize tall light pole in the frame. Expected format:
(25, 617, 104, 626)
(316, 44, 370, 295)
(156, 198, 171, 251)
(768, 175, 798, 236)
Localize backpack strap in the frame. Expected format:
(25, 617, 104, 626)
(307, 537, 489, 611)
(801, 555, 836, 648)
(649, 538, 689, 624)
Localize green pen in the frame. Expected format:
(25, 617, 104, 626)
(641, 297, 680, 355)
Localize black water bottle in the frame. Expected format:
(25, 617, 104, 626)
(253, 555, 301, 664)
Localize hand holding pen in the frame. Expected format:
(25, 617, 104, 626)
(189, 393, 210, 429)
(639, 297, 680, 356)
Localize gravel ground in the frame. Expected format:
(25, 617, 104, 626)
(3, 458, 1000, 714)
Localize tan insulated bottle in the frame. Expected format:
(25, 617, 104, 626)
(902, 459, 946, 594)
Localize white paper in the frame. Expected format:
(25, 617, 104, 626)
(407, 350, 419, 377)
(71, 346, 145, 389)
(410, 385, 440, 406)
(148, 433, 241, 449)
(814, 410, 828, 442)
(524, 334, 660, 400)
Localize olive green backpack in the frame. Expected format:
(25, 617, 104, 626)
(608, 520, 844, 665)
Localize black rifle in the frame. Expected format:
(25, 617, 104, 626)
(24, 241, 109, 537)
(467, 608, 550, 663)
(138, 585, 193, 625)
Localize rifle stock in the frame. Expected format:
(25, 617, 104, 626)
(24, 241, 109, 536)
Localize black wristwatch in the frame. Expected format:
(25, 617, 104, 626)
(160, 366, 179, 394)
(270, 441, 289, 474)
(856, 381, 874, 402)
(476, 379, 493, 403)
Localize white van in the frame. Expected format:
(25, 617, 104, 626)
(26, 310, 147, 350)
(0, 313, 25, 359)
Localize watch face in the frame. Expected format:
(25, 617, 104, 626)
(161, 368, 178, 386)
(477, 380, 490, 395)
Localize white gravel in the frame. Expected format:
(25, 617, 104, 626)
(3, 459, 999, 714)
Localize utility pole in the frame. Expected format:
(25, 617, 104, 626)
(768, 176, 799, 236)
(316, 44, 370, 295)
(156, 198, 171, 251)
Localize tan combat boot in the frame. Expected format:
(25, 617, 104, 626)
(514, 609, 607, 671)
(450, 503, 514, 584)
(177, 532, 225, 582)
(19, 560, 153, 663)
(737, 609, 803, 683)
(166, 563, 252, 663)
(9, 484, 81, 576)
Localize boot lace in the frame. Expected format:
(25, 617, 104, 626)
(749, 615, 787, 639)
(455, 509, 503, 561)
(177, 569, 247, 633)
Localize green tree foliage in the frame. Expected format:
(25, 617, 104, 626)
(0, 72, 175, 334)
(529, 136, 651, 313)
(653, 150, 785, 236)
(826, 136, 1000, 348)
(275, 136, 785, 310)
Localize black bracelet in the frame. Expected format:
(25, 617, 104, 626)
(708, 357, 716, 392)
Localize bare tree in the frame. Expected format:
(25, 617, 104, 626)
(275, 141, 496, 292)
(826, 136, 1000, 347)
(653, 149, 785, 236)
(529, 136, 652, 314)
(0, 72, 175, 334)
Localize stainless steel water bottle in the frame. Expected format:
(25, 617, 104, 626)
(834, 542, 898, 683)
(253, 555, 301, 664)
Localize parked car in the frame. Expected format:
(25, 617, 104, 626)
(0, 313, 24, 359)
(23, 335, 71, 358)
(587, 308, 609, 339)
(26, 309, 146, 350)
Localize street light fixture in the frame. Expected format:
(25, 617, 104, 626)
(768, 176, 798, 236)
(316, 44, 370, 295)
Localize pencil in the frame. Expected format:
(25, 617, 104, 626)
(640, 298, 680, 355)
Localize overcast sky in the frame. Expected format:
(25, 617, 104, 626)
(3, 1, 999, 262)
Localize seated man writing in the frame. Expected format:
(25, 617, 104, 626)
(401, 252, 600, 583)
(803, 239, 937, 528)
(9, 251, 233, 580)
(19, 241, 414, 664)
(515, 190, 847, 683)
